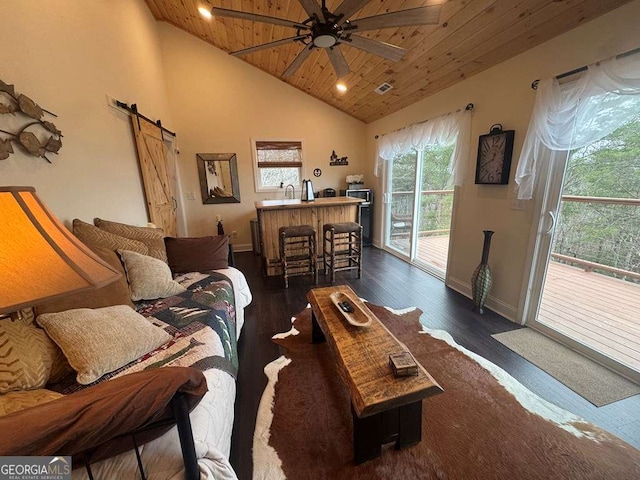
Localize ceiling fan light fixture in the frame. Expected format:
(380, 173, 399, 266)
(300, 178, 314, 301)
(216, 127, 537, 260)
(313, 34, 337, 48)
(198, 4, 213, 20)
(336, 82, 348, 93)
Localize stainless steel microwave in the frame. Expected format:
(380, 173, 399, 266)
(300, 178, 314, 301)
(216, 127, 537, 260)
(341, 188, 372, 205)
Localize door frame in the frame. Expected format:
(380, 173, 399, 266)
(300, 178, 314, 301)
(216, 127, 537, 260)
(518, 148, 566, 327)
(162, 131, 187, 237)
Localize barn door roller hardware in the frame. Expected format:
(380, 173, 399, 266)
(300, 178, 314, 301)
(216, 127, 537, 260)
(115, 100, 176, 137)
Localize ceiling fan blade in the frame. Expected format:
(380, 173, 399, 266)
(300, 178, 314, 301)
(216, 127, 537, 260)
(340, 35, 406, 62)
(326, 46, 350, 79)
(230, 36, 308, 57)
(346, 5, 441, 32)
(283, 45, 314, 78)
(212, 7, 310, 30)
(334, 0, 372, 25)
(297, 0, 324, 20)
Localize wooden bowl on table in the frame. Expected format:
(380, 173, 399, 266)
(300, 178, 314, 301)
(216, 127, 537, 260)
(329, 291, 374, 328)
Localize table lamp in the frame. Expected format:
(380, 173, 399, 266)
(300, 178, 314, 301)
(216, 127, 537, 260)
(0, 186, 121, 315)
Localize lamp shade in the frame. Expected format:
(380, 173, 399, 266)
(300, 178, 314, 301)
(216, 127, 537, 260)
(0, 187, 121, 314)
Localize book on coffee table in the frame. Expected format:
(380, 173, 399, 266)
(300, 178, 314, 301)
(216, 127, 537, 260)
(389, 351, 419, 377)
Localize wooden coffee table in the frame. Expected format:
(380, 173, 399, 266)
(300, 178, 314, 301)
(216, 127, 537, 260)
(307, 285, 443, 464)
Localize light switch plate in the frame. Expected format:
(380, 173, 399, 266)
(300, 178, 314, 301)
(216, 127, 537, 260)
(510, 196, 525, 211)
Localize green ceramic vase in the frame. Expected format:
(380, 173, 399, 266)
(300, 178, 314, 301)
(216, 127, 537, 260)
(471, 230, 494, 314)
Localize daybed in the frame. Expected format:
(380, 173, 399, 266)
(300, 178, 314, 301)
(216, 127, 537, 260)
(0, 218, 252, 479)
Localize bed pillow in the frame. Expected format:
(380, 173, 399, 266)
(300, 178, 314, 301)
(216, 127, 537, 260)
(117, 250, 186, 301)
(36, 305, 172, 385)
(164, 236, 229, 274)
(0, 321, 69, 393)
(73, 219, 148, 256)
(35, 246, 134, 316)
(0, 389, 63, 416)
(94, 218, 167, 263)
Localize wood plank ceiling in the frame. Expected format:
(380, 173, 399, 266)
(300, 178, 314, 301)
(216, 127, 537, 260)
(144, 0, 632, 123)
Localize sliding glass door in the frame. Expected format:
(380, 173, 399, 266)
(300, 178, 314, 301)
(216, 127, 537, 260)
(384, 145, 455, 279)
(414, 145, 455, 275)
(385, 152, 418, 259)
(523, 118, 640, 381)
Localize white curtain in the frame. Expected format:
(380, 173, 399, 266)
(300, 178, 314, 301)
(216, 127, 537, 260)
(375, 109, 472, 186)
(516, 53, 640, 199)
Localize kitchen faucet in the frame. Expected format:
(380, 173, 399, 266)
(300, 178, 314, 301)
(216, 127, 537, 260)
(285, 184, 295, 199)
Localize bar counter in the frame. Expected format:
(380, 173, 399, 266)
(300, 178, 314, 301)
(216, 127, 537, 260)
(255, 197, 363, 276)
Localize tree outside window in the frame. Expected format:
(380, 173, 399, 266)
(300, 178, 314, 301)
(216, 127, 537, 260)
(553, 117, 640, 278)
(389, 143, 454, 233)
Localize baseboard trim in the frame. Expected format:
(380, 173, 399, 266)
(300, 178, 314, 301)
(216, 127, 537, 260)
(231, 243, 253, 253)
(447, 276, 518, 323)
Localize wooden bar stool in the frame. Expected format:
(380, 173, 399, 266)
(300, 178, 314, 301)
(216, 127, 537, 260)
(279, 225, 318, 288)
(323, 222, 363, 283)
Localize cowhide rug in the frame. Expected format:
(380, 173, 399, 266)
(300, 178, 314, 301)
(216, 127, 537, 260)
(252, 304, 640, 480)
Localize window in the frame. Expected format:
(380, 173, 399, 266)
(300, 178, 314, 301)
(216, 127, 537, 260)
(253, 140, 304, 192)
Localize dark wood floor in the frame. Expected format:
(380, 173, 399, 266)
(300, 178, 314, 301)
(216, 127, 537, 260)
(229, 247, 640, 480)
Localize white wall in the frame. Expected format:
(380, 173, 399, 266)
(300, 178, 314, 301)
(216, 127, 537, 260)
(157, 24, 367, 247)
(0, 0, 172, 226)
(365, 0, 640, 321)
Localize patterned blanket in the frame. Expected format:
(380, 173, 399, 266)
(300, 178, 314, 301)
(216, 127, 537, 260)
(55, 272, 237, 394)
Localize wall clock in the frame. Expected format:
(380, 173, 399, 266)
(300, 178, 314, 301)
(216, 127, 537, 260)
(475, 124, 515, 185)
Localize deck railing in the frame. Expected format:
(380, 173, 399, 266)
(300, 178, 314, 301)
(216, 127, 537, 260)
(550, 253, 640, 281)
(388, 192, 639, 283)
(552, 195, 639, 283)
(390, 190, 454, 237)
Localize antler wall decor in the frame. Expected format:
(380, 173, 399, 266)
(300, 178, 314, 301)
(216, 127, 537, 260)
(0, 79, 63, 163)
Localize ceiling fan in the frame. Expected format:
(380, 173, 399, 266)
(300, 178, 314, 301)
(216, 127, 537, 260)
(211, 0, 442, 80)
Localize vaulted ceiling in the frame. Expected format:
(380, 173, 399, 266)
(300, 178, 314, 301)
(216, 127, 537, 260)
(144, 0, 631, 123)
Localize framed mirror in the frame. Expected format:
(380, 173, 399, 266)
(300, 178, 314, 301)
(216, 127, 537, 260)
(197, 153, 241, 204)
